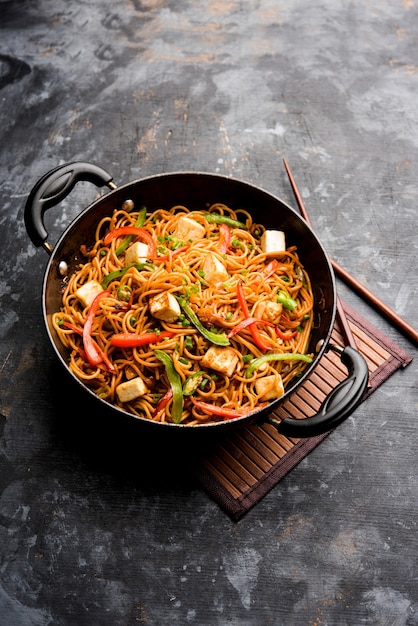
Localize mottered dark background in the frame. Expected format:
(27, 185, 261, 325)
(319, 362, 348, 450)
(1, 2, 417, 625)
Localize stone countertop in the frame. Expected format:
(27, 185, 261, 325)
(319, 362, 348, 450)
(1, 1, 417, 624)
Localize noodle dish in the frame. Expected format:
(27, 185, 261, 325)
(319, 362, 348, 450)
(52, 200, 315, 425)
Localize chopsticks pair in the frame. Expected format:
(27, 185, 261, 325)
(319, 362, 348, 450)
(283, 159, 418, 349)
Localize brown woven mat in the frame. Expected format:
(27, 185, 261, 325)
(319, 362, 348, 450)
(193, 302, 413, 520)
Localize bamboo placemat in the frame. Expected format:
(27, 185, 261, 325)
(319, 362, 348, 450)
(193, 302, 413, 520)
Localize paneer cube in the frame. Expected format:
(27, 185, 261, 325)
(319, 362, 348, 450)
(173, 215, 206, 241)
(254, 374, 284, 401)
(253, 300, 283, 325)
(201, 346, 239, 377)
(75, 280, 104, 308)
(125, 241, 150, 267)
(260, 230, 286, 257)
(116, 377, 147, 403)
(149, 291, 181, 322)
(202, 255, 229, 285)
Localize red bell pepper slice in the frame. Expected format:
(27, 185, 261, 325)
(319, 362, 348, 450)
(218, 223, 231, 254)
(275, 327, 298, 340)
(64, 320, 115, 373)
(236, 281, 251, 318)
(63, 321, 83, 336)
(191, 398, 254, 420)
(280, 313, 301, 329)
(236, 281, 272, 351)
(81, 290, 116, 372)
(227, 316, 274, 338)
(82, 290, 108, 366)
(110, 330, 176, 348)
(152, 389, 173, 418)
(104, 226, 156, 259)
(93, 344, 116, 373)
(261, 259, 280, 278)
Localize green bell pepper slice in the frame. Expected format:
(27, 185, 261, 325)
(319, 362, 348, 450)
(203, 213, 247, 229)
(178, 298, 230, 346)
(101, 261, 156, 289)
(276, 290, 298, 311)
(245, 352, 313, 378)
(154, 350, 183, 424)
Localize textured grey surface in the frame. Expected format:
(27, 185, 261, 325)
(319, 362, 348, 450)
(1, 1, 417, 624)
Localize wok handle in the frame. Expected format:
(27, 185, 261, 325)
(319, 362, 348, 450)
(24, 161, 114, 251)
(270, 345, 369, 438)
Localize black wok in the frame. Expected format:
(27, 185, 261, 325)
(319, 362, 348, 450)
(24, 162, 369, 437)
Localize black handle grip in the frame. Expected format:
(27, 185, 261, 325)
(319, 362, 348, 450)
(271, 346, 369, 438)
(24, 161, 114, 248)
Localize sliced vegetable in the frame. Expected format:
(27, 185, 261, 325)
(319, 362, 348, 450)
(245, 352, 313, 378)
(151, 388, 173, 418)
(117, 285, 132, 302)
(191, 398, 255, 420)
(104, 226, 156, 259)
(110, 330, 176, 348)
(183, 371, 205, 396)
(204, 213, 247, 229)
(275, 327, 298, 340)
(82, 290, 115, 371)
(115, 206, 147, 255)
(154, 350, 183, 424)
(261, 259, 280, 279)
(236, 281, 272, 351)
(218, 223, 231, 254)
(63, 320, 115, 372)
(63, 321, 83, 335)
(156, 245, 189, 261)
(280, 313, 301, 329)
(101, 262, 156, 289)
(178, 298, 230, 346)
(227, 317, 274, 338)
(276, 290, 297, 311)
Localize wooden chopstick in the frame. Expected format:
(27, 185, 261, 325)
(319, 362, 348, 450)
(283, 158, 418, 347)
(282, 159, 357, 349)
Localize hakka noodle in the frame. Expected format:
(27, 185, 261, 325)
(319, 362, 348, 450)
(52, 200, 314, 425)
